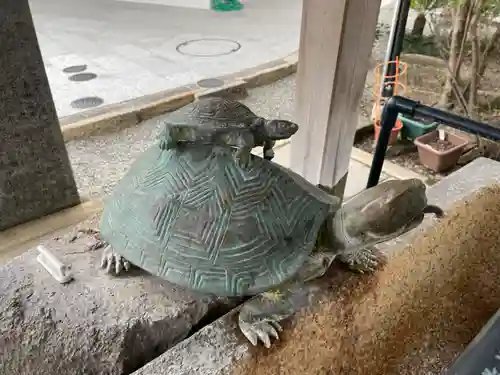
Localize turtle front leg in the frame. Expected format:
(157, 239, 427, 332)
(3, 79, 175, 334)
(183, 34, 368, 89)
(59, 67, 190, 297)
(234, 132, 255, 168)
(239, 249, 335, 348)
(337, 245, 387, 273)
(235, 146, 253, 168)
(238, 291, 289, 348)
(262, 140, 275, 161)
(101, 245, 132, 275)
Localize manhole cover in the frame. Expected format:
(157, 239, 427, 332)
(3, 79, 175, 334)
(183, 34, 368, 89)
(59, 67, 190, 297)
(62, 65, 88, 74)
(197, 78, 225, 88)
(69, 73, 98, 82)
(176, 38, 241, 57)
(70, 96, 104, 109)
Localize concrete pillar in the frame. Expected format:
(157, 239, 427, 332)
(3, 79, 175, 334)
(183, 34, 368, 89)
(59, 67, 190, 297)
(0, 0, 80, 231)
(291, 0, 382, 199)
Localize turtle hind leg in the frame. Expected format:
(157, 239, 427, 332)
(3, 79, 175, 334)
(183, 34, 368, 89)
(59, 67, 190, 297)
(238, 250, 336, 348)
(158, 126, 185, 151)
(158, 132, 178, 151)
(337, 245, 387, 273)
(100, 245, 132, 275)
(75, 229, 133, 275)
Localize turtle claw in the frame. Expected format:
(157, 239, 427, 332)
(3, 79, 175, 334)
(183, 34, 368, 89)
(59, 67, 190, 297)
(339, 247, 387, 273)
(239, 319, 282, 349)
(263, 148, 274, 161)
(101, 245, 131, 275)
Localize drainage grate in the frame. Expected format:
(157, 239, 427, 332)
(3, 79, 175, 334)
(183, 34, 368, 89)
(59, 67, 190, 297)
(197, 78, 225, 88)
(69, 73, 98, 82)
(176, 38, 241, 57)
(62, 65, 88, 74)
(70, 96, 104, 109)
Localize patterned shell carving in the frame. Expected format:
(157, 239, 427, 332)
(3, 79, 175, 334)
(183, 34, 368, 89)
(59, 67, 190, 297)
(99, 144, 338, 297)
(165, 97, 258, 128)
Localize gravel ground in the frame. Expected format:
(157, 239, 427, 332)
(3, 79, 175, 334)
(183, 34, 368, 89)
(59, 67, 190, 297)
(65, 76, 299, 199)
(66, 16, 393, 199)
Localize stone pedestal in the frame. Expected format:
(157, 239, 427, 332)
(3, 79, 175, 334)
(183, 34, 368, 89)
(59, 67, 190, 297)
(0, 0, 80, 231)
(131, 157, 500, 375)
(0, 217, 239, 375)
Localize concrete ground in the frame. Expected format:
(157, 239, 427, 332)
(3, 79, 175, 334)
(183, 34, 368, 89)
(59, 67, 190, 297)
(29, 0, 302, 118)
(29, 0, 420, 119)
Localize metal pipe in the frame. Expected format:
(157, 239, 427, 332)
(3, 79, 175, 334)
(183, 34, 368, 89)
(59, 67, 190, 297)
(380, 0, 412, 98)
(380, 0, 402, 89)
(366, 95, 500, 188)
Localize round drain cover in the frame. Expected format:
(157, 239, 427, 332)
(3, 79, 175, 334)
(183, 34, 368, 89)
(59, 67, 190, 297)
(62, 65, 88, 74)
(71, 96, 104, 109)
(69, 73, 98, 82)
(177, 38, 241, 57)
(197, 78, 225, 88)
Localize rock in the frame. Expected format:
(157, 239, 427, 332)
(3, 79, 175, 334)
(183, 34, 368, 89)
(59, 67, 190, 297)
(0, 217, 239, 375)
(133, 314, 248, 375)
(130, 157, 500, 375)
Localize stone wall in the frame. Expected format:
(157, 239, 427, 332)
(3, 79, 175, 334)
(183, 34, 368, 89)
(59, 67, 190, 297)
(0, 0, 80, 231)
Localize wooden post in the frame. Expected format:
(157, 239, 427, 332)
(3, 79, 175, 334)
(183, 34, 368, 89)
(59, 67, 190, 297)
(290, 0, 382, 198)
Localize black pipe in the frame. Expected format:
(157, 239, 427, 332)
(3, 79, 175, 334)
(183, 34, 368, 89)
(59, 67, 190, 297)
(381, 0, 412, 98)
(366, 95, 500, 188)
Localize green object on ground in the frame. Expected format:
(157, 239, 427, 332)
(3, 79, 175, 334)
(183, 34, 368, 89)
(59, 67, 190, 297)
(399, 113, 438, 141)
(211, 0, 244, 11)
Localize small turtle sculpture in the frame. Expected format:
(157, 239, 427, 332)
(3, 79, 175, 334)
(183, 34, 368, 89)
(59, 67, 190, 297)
(158, 97, 299, 167)
(95, 143, 443, 348)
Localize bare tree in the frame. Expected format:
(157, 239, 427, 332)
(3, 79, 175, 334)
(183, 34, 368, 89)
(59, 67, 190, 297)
(434, 0, 500, 115)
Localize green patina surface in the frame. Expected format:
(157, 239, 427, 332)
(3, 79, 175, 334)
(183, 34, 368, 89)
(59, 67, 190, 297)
(99, 144, 337, 297)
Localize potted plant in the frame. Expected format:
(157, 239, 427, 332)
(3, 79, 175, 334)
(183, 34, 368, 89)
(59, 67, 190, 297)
(414, 129, 469, 173)
(374, 118, 403, 146)
(399, 113, 439, 141)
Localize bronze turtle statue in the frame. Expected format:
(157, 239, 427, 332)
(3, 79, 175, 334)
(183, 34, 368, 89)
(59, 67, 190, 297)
(157, 97, 298, 167)
(95, 142, 443, 348)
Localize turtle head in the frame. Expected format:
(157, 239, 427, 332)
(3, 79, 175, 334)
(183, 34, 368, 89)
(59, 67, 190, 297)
(253, 119, 299, 140)
(336, 178, 444, 245)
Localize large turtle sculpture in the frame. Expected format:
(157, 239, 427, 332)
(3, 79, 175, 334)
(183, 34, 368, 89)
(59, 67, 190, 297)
(157, 97, 299, 167)
(96, 141, 443, 348)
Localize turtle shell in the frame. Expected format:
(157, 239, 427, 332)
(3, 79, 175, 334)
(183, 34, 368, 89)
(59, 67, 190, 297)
(164, 97, 258, 131)
(99, 144, 339, 297)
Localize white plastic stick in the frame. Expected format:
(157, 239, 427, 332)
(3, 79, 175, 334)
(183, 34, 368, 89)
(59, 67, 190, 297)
(438, 128, 446, 141)
(37, 245, 74, 284)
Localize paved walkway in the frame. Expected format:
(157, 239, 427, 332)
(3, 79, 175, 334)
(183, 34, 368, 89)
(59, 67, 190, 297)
(30, 0, 302, 118)
(29, 0, 415, 119)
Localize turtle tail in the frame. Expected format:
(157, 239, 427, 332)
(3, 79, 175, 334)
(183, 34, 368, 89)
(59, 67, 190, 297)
(423, 204, 444, 218)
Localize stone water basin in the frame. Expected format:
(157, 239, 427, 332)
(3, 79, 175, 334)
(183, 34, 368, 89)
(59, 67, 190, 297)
(133, 157, 500, 375)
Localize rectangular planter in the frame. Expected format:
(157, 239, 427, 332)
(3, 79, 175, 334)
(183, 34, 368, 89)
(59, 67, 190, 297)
(414, 130, 468, 173)
(399, 114, 439, 141)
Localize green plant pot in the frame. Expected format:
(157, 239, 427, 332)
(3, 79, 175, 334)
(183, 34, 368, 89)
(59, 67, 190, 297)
(399, 114, 438, 141)
(211, 0, 244, 11)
